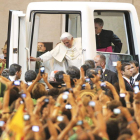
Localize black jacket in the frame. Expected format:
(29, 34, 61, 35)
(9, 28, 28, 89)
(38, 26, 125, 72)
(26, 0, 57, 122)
(123, 78, 134, 92)
(103, 69, 118, 85)
(96, 29, 122, 53)
(135, 74, 140, 81)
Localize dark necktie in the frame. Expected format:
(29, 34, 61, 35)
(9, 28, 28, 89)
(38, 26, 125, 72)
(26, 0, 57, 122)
(130, 78, 134, 86)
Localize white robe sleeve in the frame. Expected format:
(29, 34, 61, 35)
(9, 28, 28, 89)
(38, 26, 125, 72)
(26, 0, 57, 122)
(39, 51, 53, 62)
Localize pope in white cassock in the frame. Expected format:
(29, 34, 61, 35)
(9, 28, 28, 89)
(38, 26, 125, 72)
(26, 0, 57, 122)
(30, 32, 83, 73)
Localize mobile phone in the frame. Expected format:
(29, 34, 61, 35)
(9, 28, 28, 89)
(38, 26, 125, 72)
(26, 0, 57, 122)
(134, 85, 139, 94)
(24, 114, 30, 121)
(40, 66, 45, 74)
(57, 116, 64, 122)
(113, 108, 121, 114)
(100, 82, 106, 87)
(27, 82, 32, 86)
(62, 94, 68, 100)
(120, 93, 125, 97)
(135, 82, 139, 86)
(76, 120, 83, 125)
(63, 91, 69, 94)
(32, 126, 39, 132)
(21, 93, 26, 98)
(13, 80, 20, 86)
(65, 104, 72, 109)
(20, 100, 24, 104)
(85, 78, 90, 83)
(44, 98, 49, 103)
(0, 121, 5, 127)
(82, 84, 85, 90)
(112, 62, 117, 66)
(88, 101, 95, 107)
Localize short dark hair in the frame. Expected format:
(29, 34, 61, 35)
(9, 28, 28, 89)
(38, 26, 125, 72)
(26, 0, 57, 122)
(94, 18, 104, 26)
(9, 64, 21, 76)
(66, 66, 80, 79)
(85, 60, 95, 68)
(25, 70, 37, 82)
(54, 71, 65, 83)
(121, 62, 131, 71)
(81, 64, 90, 76)
(129, 60, 139, 67)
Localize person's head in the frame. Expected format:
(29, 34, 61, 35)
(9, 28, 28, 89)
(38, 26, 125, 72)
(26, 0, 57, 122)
(9, 64, 22, 80)
(117, 134, 131, 140)
(66, 66, 80, 86)
(107, 100, 122, 112)
(129, 60, 139, 77)
(54, 71, 65, 83)
(94, 54, 106, 69)
(32, 83, 48, 99)
(85, 60, 95, 69)
(106, 119, 119, 140)
(81, 64, 90, 76)
(94, 18, 104, 34)
(37, 42, 46, 52)
(121, 62, 132, 79)
(25, 70, 37, 82)
(60, 32, 73, 48)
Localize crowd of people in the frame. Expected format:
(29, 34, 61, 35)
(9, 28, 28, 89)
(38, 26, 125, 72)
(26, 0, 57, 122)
(0, 52, 139, 140)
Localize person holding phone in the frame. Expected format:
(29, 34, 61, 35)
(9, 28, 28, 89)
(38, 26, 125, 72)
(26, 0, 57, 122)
(30, 32, 83, 71)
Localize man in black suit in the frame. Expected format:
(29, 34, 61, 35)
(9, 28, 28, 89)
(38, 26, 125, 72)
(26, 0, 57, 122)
(94, 54, 118, 84)
(94, 18, 122, 53)
(121, 62, 133, 92)
(129, 60, 140, 83)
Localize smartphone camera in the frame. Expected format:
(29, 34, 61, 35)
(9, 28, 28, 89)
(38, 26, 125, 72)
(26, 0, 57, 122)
(112, 62, 117, 66)
(27, 82, 32, 86)
(88, 101, 95, 107)
(85, 78, 90, 83)
(63, 91, 69, 94)
(32, 126, 39, 132)
(40, 66, 45, 74)
(57, 116, 64, 122)
(65, 104, 72, 109)
(120, 93, 125, 97)
(100, 82, 106, 87)
(21, 93, 26, 98)
(113, 108, 121, 114)
(13, 80, 20, 86)
(24, 114, 30, 121)
(134, 86, 139, 94)
(0, 121, 5, 127)
(76, 120, 83, 125)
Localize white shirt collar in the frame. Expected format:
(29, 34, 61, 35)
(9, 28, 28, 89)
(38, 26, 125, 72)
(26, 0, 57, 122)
(123, 76, 130, 83)
(133, 73, 139, 81)
(9, 75, 16, 81)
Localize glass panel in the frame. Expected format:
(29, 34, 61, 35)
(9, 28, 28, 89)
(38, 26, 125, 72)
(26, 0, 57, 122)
(94, 11, 129, 54)
(97, 52, 133, 73)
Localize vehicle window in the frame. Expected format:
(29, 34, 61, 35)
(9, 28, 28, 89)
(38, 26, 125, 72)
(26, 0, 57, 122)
(94, 11, 130, 54)
(30, 12, 81, 74)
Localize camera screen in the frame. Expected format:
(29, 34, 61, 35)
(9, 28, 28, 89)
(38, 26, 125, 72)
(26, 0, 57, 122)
(65, 104, 72, 109)
(113, 108, 121, 114)
(32, 126, 39, 132)
(14, 80, 20, 86)
(0, 121, 5, 127)
(120, 93, 125, 97)
(24, 114, 30, 121)
(27, 82, 32, 86)
(62, 94, 68, 100)
(76, 120, 83, 125)
(112, 62, 117, 66)
(20, 100, 24, 104)
(57, 116, 64, 121)
(44, 98, 49, 103)
(59, 75, 63, 79)
(100, 82, 106, 87)
(85, 78, 90, 83)
(21, 94, 26, 98)
(40, 66, 45, 73)
(88, 101, 95, 107)
(134, 86, 139, 94)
